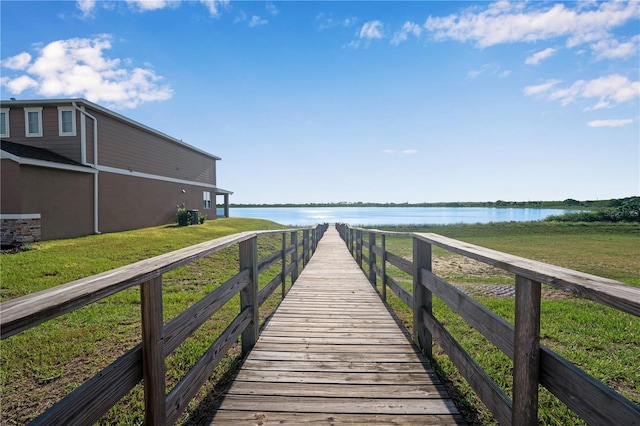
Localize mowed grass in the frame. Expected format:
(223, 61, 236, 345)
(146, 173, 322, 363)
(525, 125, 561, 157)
(370, 221, 640, 425)
(0, 218, 297, 425)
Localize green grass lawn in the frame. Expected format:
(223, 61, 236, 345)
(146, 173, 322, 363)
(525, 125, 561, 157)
(0, 218, 293, 425)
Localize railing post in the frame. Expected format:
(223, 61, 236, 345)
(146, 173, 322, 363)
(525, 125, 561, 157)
(356, 229, 362, 268)
(513, 275, 541, 426)
(348, 227, 353, 255)
(239, 236, 258, 356)
(141, 276, 166, 426)
(281, 232, 287, 299)
(381, 234, 387, 302)
(413, 237, 432, 357)
(368, 231, 376, 287)
(303, 229, 310, 266)
(291, 231, 298, 284)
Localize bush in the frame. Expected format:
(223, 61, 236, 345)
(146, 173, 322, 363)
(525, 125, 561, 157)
(177, 208, 191, 226)
(199, 215, 206, 224)
(546, 197, 640, 223)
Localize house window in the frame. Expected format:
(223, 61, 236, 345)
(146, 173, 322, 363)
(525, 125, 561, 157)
(203, 191, 211, 209)
(0, 108, 9, 138)
(58, 107, 76, 136)
(24, 107, 43, 137)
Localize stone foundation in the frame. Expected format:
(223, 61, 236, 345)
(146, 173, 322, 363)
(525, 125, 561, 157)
(1, 215, 42, 246)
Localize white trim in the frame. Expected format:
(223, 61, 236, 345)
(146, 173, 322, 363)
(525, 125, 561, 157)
(0, 214, 41, 220)
(24, 107, 43, 137)
(0, 150, 97, 174)
(0, 108, 9, 138)
(203, 190, 212, 209)
(57, 106, 77, 136)
(98, 165, 217, 189)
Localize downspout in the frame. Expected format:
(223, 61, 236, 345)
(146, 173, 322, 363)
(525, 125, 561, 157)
(72, 101, 100, 235)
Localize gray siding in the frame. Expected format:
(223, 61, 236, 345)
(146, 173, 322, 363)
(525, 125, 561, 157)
(19, 165, 94, 240)
(87, 108, 216, 185)
(5, 105, 82, 163)
(99, 172, 216, 234)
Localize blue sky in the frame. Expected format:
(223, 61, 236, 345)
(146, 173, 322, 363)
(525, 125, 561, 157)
(1, 1, 639, 204)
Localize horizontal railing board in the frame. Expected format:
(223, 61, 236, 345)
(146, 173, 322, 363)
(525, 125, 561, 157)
(539, 345, 640, 425)
(258, 274, 283, 307)
(421, 269, 514, 359)
(32, 345, 143, 426)
(166, 308, 252, 424)
(422, 309, 512, 426)
(413, 232, 640, 317)
(386, 275, 413, 309)
(0, 232, 256, 339)
(163, 269, 250, 356)
(258, 251, 282, 273)
(386, 252, 412, 276)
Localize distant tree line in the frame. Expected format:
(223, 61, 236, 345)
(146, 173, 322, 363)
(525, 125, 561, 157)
(544, 197, 640, 223)
(230, 197, 636, 211)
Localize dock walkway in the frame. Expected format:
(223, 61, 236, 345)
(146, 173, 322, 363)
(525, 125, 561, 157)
(209, 227, 464, 425)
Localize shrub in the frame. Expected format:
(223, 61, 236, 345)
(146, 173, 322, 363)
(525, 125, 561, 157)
(177, 208, 191, 226)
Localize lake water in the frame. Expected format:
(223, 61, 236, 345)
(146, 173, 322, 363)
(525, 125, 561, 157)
(225, 207, 572, 226)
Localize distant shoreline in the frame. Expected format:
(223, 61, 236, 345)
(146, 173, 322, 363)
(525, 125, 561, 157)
(228, 198, 632, 210)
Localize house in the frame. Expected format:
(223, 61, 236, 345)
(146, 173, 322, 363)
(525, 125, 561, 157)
(0, 98, 232, 245)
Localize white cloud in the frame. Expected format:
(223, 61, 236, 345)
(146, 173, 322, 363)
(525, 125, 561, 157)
(587, 118, 634, 127)
(525, 74, 639, 110)
(359, 21, 384, 40)
(266, 3, 278, 16)
(402, 149, 418, 154)
(524, 79, 562, 96)
(591, 35, 640, 61)
(76, 0, 96, 17)
(126, 0, 177, 12)
(0, 36, 172, 109)
(391, 21, 422, 45)
(468, 63, 511, 79)
(316, 13, 357, 30)
(1, 52, 32, 70)
(78, 0, 227, 17)
(199, 0, 229, 17)
(249, 15, 268, 27)
(525, 47, 557, 65)
(424, 1, 640, 53)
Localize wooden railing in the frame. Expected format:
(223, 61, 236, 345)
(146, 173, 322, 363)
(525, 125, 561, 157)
(0, 224, 328, 425)
(336, 223, 640, 426)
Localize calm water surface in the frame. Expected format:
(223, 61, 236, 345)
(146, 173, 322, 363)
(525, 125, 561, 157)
(226, 207, 572, 226)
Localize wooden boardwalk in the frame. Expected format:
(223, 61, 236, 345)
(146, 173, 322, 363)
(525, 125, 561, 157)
(209, 228, 464, 425)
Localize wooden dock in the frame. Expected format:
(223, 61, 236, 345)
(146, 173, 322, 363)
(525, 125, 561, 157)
(209, 228, 464, 425)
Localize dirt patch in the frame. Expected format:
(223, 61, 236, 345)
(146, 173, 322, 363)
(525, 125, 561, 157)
(430, 254, 576, 300)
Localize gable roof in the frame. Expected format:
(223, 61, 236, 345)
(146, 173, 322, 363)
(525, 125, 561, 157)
(1, 139, 87, 167)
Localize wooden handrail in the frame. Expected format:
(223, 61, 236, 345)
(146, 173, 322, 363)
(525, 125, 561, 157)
(1, 224, 329, 425)
(336, 223, 640, 425)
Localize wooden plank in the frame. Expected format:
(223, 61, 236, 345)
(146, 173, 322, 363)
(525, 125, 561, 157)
(247, 350, 428, 363)
(423, 309, 512, 425)
(225, 381, 449, 398)
(216, 394, 458, 414)
(512, 275, 541, 426)
(387, 275, 413, 308)
(414, 232, 640, 316)
(239, 237, 258, 355)
(163, 269, 249, 356)
(210, 412, 465, 425)
(387, 251, 412, 275)
(239, 359, 432, 373)
(140, 277, 166, 426)
(209, 228, 461, 424)
(1, 231, 257, 339)
(166, 308, 251, 424)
